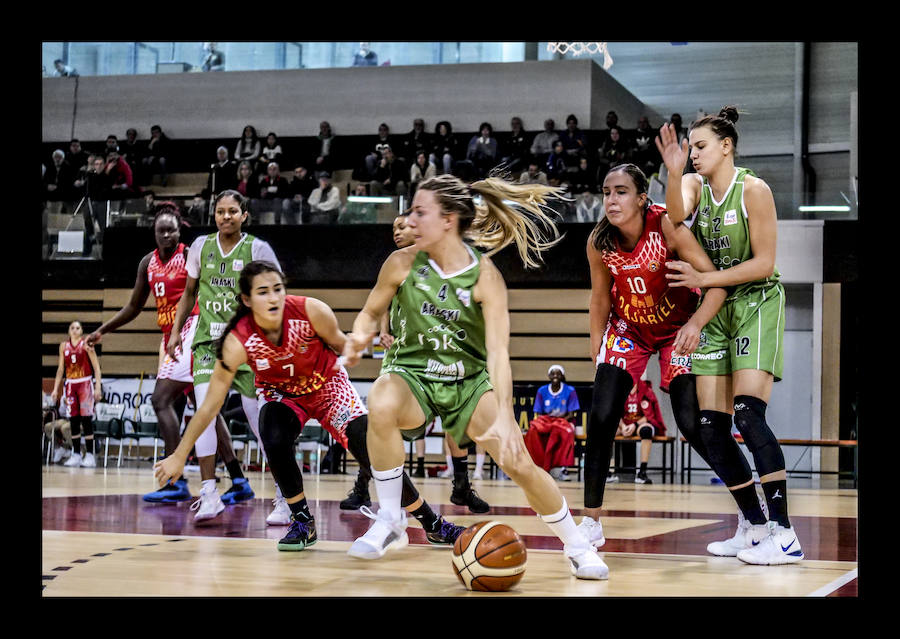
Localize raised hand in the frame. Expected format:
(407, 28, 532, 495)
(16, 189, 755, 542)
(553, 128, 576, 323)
(655, 123, 689, 175)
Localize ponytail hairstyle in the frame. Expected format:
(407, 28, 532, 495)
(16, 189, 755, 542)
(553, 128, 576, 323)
(589, 163, 651, 254)
(214, 260, 286, 369)
(690, 105, 740, 152)
(416, 173, 564, 269)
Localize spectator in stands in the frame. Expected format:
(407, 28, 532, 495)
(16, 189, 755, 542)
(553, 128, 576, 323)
(308, 171, 342, 223)
(314, 121, 336, 174)
(142, 190, 156, 213)
(259, 162, 291, 223)
(530, 118, 559, 167)
(400, 118, 431, 165)
(617, 377, 666, 484)
(559, 114, 588, 171)
(121, 128, 144, 176)
(518, 160, 549, 186)
(66, 139, 90, 173)
(352, 42, 378, 66)
(598, 110, 620, 147)
(632, 116, 661, 177)
(142, 124, 170, 186)
(235, 160, 260, 199)
(201, 42, 225, 72)
(408, 150, 436, 199)
(524, 365, 579, 482)
(105, 149, 135, 199)
(669, 113, 688, 144)
(370, 145, 407, 197)
(205, 146, 238, 199)
(53, 59, 78, 77)
(575, 190, 603, 223)
(259, 132, 284, 173)
(184, 194, 206, 226)
(545, 140, 568, 185)
(500, 116, 531, 175)
(339, 182, 377, 224)
(105, 135, 119, 156)
(283, 164, 316, 224)
(466, 122, 499, 178)
(44, 149, 74, 201)
(235, 125, 261, 165)
(430, 120, 459, 175)
(597, 126, 631, 183)
(81, 154, 110, 202)
(570, 156, 595, 196)
(364, 123, 393, 178)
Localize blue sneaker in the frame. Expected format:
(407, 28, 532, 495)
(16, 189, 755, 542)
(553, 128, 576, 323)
(143, 478, 192, 503)
(277, 516, 317, 551)
(220, 477, 255, 505)
(425, 516, 464, 546)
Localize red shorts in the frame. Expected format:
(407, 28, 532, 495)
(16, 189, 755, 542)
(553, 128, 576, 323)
(596, 314, 691, 392)
(65, 378, 95, 417)
(256, 366, 366, 449)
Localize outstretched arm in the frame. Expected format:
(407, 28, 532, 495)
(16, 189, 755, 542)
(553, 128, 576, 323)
(87, 253, 152, 346)
(305, 297, 347, 355)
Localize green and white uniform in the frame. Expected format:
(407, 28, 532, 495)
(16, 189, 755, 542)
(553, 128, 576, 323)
(186, 232, 281, 395)
(690, 167, 785, 380)
(382, 246, 493, 446)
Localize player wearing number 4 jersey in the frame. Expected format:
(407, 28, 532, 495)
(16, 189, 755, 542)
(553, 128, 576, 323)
(580, 163, 729, 553)
(657, 105, 801, 565)
(87, 204, 254, 505)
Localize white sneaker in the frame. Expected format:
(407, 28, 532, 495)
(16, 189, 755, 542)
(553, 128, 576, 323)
(190, 486, 225, 522)
(347, 506, 409, 559)
(606, 473, 619, 483)
(557, 469, 572, 482)
(437, 467, 453, 479)
(737, 521, 804, 565)
(63, 453, 83, 467)
(266, 496, 292, 526)
(707, 491, 770, 556)
(549, 467, 561, 479)
(52, 446, 71, 464)
(80, 453, 96, 468)
(576, 516, 606, 548)
(565, 543, 609, 580)
(473, 469, 484, 480)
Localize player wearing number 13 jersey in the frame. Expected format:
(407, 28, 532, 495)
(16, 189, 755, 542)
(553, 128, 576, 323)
(579, 164, 728, 549)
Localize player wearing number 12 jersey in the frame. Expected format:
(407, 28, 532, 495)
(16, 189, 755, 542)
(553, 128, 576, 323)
(579, 163, 728, 548)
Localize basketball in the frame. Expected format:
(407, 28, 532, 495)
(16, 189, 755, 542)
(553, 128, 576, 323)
(451, 521, 527, 591)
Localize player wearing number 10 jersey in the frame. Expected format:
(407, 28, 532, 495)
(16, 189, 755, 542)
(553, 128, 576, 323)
(578, 163, 728, 548)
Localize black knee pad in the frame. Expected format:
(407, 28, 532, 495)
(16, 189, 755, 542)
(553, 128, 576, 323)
(638, 425, 653, 440)
(733, 395, 784, 476)
(699, 409, 752, 486)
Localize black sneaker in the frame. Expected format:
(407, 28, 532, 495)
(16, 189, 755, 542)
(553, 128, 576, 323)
(340, 486, 371, 510)
(277, 516, 317, 551)
(413, 464, 426, 478)
(450, 482, 490, 514)
(635, 471, 653, 485)
(425, 516, 465, 546)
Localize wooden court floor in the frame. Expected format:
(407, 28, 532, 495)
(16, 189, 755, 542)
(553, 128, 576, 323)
(41, 463, 858, 597)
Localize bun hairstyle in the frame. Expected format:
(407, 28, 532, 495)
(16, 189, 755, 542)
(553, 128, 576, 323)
(690, 104, 740, 151)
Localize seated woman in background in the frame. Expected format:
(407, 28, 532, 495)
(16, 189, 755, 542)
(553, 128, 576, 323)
(525, 365, 580, 483)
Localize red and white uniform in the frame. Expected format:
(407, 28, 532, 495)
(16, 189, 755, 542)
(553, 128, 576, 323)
(157, 305, 198, 383)
(598, 205, 700, 391)
(230, 295, 366, 447)
(63, 338, 95, 417)
(148, 243, 188, 347)
(621, 379, 666, 435)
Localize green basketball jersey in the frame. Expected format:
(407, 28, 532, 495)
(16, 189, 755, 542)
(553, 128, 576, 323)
(693, 167, 781, 300)
(194, 232, 257, 345)
(382, 246, 487, 382)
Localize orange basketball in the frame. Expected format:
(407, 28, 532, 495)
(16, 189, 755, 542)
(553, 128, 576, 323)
(451, 521, 527, 591)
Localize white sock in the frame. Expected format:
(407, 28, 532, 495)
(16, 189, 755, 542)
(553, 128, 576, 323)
(201, 478, 217, 495)
(371, 465, 404, 518)
(445, 454, 453, 468)
(539, 498, 586, 549)
(475, 453, 485, 472)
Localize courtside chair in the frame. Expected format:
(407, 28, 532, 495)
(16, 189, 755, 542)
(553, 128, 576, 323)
(296, 419, 330, 474)
(119, 403, 163, 467)
(92, 402, 127, 468)
(228, 416, 265, 473)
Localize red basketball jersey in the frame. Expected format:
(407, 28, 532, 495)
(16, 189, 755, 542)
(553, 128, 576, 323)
(621, 380, 666, 434)
(231, 295, 338, 397)
(63, 338, 93, 380)
(147, 243, 188, 340)
(601, 205, 699, 337)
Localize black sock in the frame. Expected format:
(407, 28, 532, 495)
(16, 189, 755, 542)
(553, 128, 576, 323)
(225, 459, 244, 480)
(410, 501, 440, 531)
(84, 438, 94, 455)
(640, 462, 647, 473)
(761, 479, 790, 528)
(731, 484, 767, 524)
(416, 456, 425, 470)
(451, 456, 469, 486)
(288, 498, 312, 522)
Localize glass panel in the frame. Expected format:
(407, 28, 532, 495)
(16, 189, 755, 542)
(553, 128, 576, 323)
(42, 42, 65, 77)
(135, 43, 159, 75)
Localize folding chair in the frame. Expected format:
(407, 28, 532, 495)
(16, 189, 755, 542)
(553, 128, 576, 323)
(297, 420, 330, 475)
(92, 402, 126, 467)
(119, 403, 163, 466)
(229, 417, 264, 473)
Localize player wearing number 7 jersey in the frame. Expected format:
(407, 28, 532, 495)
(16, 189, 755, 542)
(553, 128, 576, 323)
(579, 163, 728, 549)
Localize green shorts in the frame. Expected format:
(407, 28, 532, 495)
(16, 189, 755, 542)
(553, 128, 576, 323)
(385, 367, 493, 448)
(192, 341, 257, 397)
(692, 283, 785, 381)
